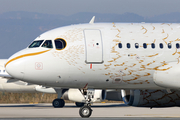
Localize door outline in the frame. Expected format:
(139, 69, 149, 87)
(83, 29, 104, 64)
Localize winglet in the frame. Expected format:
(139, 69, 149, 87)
(89, 16, 95, 24)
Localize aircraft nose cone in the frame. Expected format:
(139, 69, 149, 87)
(5, 60, 25, 80)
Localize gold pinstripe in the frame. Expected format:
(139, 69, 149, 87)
(5, 50, 50, 67)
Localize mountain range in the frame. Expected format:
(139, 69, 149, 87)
(1, 11, 180, 58)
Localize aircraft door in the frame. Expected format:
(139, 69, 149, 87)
(84, 29, 103, 64)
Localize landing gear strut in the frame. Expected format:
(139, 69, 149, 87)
(52, 89, 66, 108)
(79, 89, 94, 118)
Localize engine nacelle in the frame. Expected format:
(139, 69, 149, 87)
(121, 89, 180, 107)
(35, 85, 56, 93)
(153, 62, 180, 89)
(62, 89, 106, 103)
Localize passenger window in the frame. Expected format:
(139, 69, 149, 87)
(127, 43, 130, 48)
(3, 70, 5, 73)
(55, 39, 67, 50)
(135, 43, 139, 48)
(167, 43, 172, 49)
(42, 40, 53, 48)
(29, 40, 44, 48)
(143, 43, 147, 49)
(176, 43, 180, 48)
(118, 43, 122, 48)
(151, 43, 155, 49)
(159, 43, 163, 49)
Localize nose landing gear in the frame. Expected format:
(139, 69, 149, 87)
(79, 89, 94, 118)
(79, 105, 92, 118)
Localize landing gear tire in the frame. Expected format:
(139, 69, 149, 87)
(75, 102, 84, 107)
(79, 105, 92, 118)
(52, 99, 65, 108)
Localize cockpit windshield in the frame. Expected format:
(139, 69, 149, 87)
(41, 40, 53, 48)
(28, 40, 44, 48)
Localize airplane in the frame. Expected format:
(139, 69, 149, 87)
(5, 16, 180, 117)
(0, 59, 120, 108)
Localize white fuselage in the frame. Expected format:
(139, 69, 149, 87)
(5, 23, 180, 89)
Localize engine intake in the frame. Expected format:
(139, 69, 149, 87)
(121, 89, 180, 107)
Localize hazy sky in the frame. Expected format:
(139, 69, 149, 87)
(0, 0, 180, 17)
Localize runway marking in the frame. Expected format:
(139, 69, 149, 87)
(0, 103, 179, 118)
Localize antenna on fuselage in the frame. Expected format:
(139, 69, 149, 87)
(89, 16, 95, 24)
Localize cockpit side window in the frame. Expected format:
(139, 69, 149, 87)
(55, 39, 67, 50)
(42, 40, 53, 48)
(28, 40, 44, 48)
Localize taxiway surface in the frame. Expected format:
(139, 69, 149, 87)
(0, 103, 179, 119)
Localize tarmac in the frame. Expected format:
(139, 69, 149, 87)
(0, 103, 179, 119)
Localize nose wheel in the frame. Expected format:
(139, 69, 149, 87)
(78, 88, 95, 118)
(52, 99, 65, 108)
(79, 105, 92, 118)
